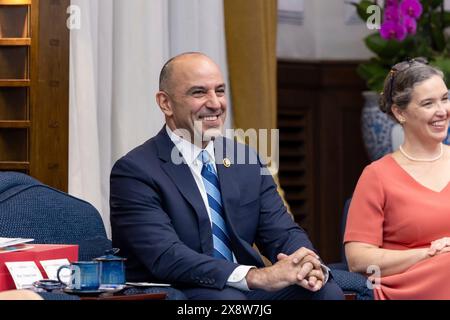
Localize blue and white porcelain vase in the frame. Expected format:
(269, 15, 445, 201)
(361, 91, 397, 161)
(361, 91, 450, 161)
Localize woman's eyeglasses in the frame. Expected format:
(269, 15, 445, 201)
(387, 57, 429, 104)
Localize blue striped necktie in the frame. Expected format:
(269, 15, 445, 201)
(200, 150, 233, 261)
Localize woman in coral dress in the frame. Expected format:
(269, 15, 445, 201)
(344, 58, 450, 299)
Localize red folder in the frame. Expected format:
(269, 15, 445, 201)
(0, 244, 78, 291)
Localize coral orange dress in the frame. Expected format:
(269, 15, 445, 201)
(344, 155, 450, 300)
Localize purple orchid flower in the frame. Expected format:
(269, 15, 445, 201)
(380, 20, 407, 41)
(403, 16, 417, 35)
(384, 5, 400, 22)
(385, 0, 399, 6)
(400, 0, 423, 19)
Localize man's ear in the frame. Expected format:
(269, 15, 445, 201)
(156, 91, 173, 117)
(391, 105, 406, 124)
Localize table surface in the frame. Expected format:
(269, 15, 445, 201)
(80, 292, 167, 300)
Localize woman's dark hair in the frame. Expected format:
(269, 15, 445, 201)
(379, 57, 444, 121)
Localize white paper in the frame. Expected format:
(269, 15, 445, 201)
(5, 261, 43, 289)
(126, 282, 171, 287)
(40, 259, 71, 282)
(0, 245, 34, 254)
(0, 237, 34, 249)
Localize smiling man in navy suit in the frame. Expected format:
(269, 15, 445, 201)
(110, 52, 344, 300)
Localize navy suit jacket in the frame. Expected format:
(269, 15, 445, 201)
(110, 127, 315, 289)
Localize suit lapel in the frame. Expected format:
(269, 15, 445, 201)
(155, 128, 213, 254)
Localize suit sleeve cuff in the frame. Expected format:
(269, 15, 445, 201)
(226, 265, 256, 291)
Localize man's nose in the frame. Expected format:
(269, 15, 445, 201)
(205, 92, 222, 109)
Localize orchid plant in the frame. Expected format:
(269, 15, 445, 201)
(353, 0, 450, 92)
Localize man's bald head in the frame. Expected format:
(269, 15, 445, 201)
(155, 52, 227, 148)
(158, 52, 214, 93)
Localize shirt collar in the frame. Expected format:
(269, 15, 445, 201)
(166, 126, 215, 166)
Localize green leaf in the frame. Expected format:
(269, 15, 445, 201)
(357, 60, 390, 92)
(429, 0, 444, 9)
(430, 11, 444, 29)
(364, 33, 404, 59)
(350, 0, 376, 22)
(355, 0, 450, 92)
(443, 12, 450, 28)
(431, 56, 450, 83)
(430, 22, 446, 51)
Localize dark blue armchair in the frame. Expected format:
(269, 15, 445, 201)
(0, 172, 111, 261)
(329, 198, 374, 300)
(0, 172, 186, 300)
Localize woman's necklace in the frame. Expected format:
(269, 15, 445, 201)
(399, 143, 444, 162)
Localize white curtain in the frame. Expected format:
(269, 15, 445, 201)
(69, 0, 232, 236)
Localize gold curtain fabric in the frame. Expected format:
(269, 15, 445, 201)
(224, 1, 292, 218)
(224, 0, 277, 132)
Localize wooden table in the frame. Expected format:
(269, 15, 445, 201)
(80, 292, 167, 300)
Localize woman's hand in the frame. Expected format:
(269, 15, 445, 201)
(428, 237, 450, 256)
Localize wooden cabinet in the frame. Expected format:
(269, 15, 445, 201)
(0, 0, 69, 191)
(0, 0, 30, 172)
(277, 60, 370, 263)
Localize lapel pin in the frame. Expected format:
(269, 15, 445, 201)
(223, 158, 231, 168)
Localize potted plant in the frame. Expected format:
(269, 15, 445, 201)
(352, 0, 450, 160)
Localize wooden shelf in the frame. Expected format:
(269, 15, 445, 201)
(0, 38, 31, 46)
(0, 161, 29, 170)
(0, 80, 30, 87)
(0, 120, 30, 128)
(0, 0, 31, 5)
(0, 0, 70, 190)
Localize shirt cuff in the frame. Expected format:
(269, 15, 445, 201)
(226, 265, 255, 291)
